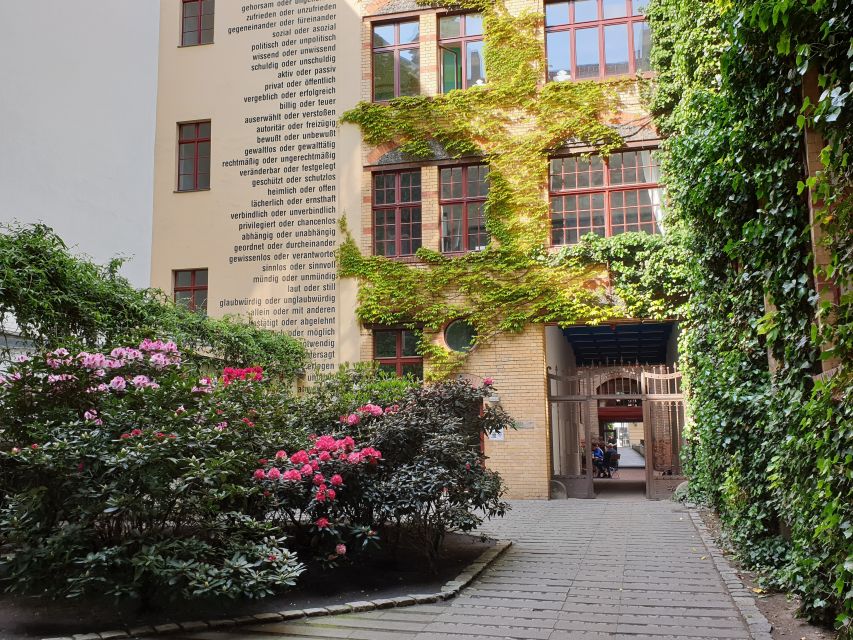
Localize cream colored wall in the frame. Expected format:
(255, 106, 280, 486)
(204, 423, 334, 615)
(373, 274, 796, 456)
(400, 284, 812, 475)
(152, 0, 363, 378)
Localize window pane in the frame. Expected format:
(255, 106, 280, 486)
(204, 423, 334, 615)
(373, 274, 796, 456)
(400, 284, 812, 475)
(373, 24, 394, 47)
(399, 48, 420, 96)
(175, 290, 192, 307)
(603, 0, 627, 18)
(466, 14, 484, 36)
(183, 16, 198, 32)
(467, 165, 488, 197)
(184, 3, 199, 17)
(546, 31, 571, 81)
(402, 330, 419, 356)
(198, 122, 211, 138)
(178, 175, 195, 191)
(445, 320, 477, 352)
(378, 362, 397, 375)
(179, 158, 195, 174)
(441, 204, 463, 252)
(374, 331, 397, 358)
(633, 22, 652, 72)
(194, 269, 208, 285)
(604, 24, 629, 76)
(175, 271, 192, 287)
(202, 0, 214, 13)
(182, 32, 196, 46)
(200, 28, 214, 44)
(193, 290, 208, 311)
(401, 363, 423, 379)
(439, 15, 461, 39)
(197, 141, 211, 158)
(573, 0, 598, 22)
(179, 124, 196, 140)
(632, 0, 648, 15)
(373, 51, 394, 100)
(197, 173, 210, 189)
(201, 14, 214, 29)
(399, 21, 420, 44)
(545, 1, 569, 26)
(467, 41, 486, 86)
(590, 155, 604, 186)
(575, 28, 600, 78)
(441, 44, 462, 93)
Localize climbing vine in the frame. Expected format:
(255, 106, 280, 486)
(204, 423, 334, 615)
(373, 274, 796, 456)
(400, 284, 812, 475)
(339, 0, 676, 378)
(646, 0, 852, 633)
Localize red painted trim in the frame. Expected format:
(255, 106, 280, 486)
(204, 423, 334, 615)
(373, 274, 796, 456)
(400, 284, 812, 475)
(598, 406, 643, 421)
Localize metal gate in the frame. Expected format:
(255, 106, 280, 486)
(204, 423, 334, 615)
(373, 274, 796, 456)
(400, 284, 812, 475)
(547, 365, 686, 500)
(641, 370, 686, 499)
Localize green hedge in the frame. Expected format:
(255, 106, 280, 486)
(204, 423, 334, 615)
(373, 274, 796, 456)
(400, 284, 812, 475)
(647, 0, 852, 633)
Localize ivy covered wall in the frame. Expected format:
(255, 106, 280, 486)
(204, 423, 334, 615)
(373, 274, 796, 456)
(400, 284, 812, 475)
(646, 0, 852, 633)
(339, 0, 686, 379)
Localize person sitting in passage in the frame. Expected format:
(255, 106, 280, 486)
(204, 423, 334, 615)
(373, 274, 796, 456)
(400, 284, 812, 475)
(592, 443, 606, 477)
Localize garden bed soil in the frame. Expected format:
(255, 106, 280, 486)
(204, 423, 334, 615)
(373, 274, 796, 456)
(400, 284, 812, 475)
(0, 532, 494, 639)
(698, 508, 836, 640)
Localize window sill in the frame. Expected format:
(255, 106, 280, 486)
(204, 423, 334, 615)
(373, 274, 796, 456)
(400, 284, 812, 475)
(174, 188, 211, 194)
(374, 254, 421, 264)
(178, 42, 215, 48)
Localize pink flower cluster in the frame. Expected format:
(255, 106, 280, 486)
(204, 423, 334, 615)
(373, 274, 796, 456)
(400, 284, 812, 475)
(222, 366, 264, 386)
(47, 373, 77, 384)
(339, 403, 400, 426)
(252, 435, 382, 504)
(191, 377, 214, 394)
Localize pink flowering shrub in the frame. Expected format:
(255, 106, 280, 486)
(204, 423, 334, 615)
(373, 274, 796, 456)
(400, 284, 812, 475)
(0, 341, 305, 600)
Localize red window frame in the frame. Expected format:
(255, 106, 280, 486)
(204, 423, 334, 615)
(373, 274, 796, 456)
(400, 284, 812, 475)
(181, 0, 214, 46)
(177, 121, 211, 192)
(549, 149, 662, 245)
(544, 0, 651, 81)
(173, 269, 208, 312)
(438, 13, 486, 92)
(372, 20, 421, 101)
(373, 170, 422, 257)
(373, 329, 423, 378)
(440, 164, 490, 254)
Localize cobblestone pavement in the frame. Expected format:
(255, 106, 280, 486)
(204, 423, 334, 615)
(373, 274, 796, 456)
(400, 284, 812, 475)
(169, 499, 765, 640)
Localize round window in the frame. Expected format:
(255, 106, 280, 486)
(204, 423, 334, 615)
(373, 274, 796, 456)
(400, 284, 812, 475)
(444, 319, 477, 352)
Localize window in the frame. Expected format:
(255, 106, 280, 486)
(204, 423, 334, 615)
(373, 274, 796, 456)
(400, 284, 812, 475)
(374, 329, 423, 378)
(174, 269, 208, 312)
(445, 320, 477, 352)
(439, 13, 486, 92)
(177, 121, 211, 191)
(182, 0, 214, 46)
(373, 170, 422, 257)
(372, 21, 421, 100)
(440, 165, 490, 253)
(549, 149, 662, 245)
(545, 0, 651, 81)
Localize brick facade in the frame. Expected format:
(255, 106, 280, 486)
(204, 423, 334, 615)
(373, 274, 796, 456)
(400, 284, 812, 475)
(353, 0, 657, 499)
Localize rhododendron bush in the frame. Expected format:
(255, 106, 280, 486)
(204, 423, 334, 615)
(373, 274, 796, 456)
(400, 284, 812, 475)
(0, 341, 312, 600)
(0, 347, 511, 600)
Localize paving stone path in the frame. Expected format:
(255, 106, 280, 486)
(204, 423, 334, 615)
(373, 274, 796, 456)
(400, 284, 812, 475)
(169, 499, 766, 640)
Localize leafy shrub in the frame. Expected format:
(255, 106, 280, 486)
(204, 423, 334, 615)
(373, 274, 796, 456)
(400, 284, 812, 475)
(0, 341, 305, 599)
(0, 224, 307, 378)
(0, 345, 511, 599)
(254, 377, 512, 571)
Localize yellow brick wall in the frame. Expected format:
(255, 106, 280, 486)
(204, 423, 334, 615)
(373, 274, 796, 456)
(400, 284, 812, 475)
(460, 325, 552, 499)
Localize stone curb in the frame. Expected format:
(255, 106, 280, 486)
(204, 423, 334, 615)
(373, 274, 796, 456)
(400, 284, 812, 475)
(45, 539, 512, 640)
(687, 508, 774, 640)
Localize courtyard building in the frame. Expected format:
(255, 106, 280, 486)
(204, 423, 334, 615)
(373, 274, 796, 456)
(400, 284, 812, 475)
(151, 0, 683, 500)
